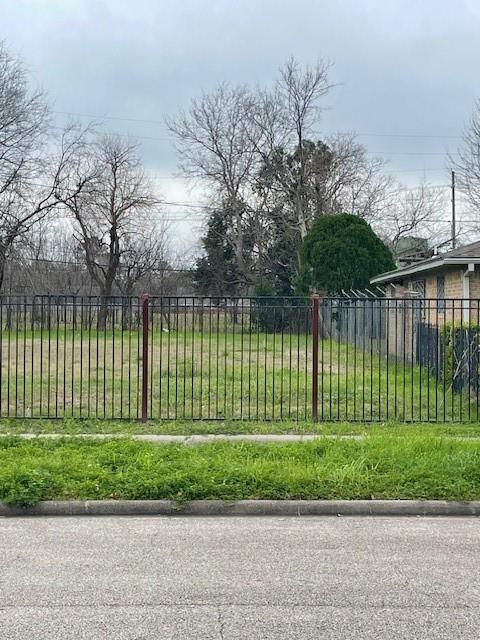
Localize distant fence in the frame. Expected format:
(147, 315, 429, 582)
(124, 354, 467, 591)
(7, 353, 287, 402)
(0, 294, 479, 422)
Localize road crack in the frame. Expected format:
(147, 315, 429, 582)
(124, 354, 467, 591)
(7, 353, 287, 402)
(217, 606, 226, 640)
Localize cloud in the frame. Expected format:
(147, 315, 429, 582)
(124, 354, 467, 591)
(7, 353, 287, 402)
(2, 0, 479, 247)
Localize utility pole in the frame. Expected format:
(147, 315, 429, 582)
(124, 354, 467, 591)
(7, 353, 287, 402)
(451, 169, 456, 249)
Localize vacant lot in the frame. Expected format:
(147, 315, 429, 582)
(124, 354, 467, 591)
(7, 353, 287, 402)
(0, 328, 476, 422)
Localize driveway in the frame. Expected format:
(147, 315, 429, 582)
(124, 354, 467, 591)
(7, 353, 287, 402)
(1, 516, 479, 638)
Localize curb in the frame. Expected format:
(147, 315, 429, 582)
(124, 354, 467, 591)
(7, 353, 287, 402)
(2, 499, 480, 517)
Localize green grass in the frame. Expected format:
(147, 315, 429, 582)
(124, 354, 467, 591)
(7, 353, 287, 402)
(3, 417, 480, 438)
(0, 327, 477, 422)
(1, 433, 480, 506)
(0, 328, 310, 420)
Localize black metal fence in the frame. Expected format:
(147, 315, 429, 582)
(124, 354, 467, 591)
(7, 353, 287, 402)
(318, 296, 480, 421)
(0, 294, 479, 422)
(0, 295, 311, 421)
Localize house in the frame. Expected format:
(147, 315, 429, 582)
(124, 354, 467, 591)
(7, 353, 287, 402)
(369, 241, 480, 370)
(370, 240, 480, 324)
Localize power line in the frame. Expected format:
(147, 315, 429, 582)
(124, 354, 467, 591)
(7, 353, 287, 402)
(51, 125, 170, 143)
(54, 123, 461, 154)
(353, 132, 461, 140)
(17, 256, 192, 272)
(59, 129, 463, 155)
(390, 184, 449, 192)
(53, 110, 166, 126)
(0, 170, 454, 200)
(368, 151, 458, 157)
(54, 110, 463, 141)
(394, 168, 446, 173)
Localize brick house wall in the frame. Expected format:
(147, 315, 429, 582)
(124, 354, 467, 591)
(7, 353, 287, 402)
(387, 267, 480, 327)
(384, 266, 480, 358)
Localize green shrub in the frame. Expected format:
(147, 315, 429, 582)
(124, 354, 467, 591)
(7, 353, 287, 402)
(251, 281, 309, 333)
(440, 322, 480, 390)
(296, 214, 395, 295)
(0, 468, 57, 507)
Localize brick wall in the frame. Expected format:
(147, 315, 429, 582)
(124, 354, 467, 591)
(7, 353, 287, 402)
(382, 267, 480, 352)
(389, 269, 476, 325)
(469, 272, 480, 298)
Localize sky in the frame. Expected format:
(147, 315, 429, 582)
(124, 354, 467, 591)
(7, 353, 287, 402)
(2, 0, 480, 255)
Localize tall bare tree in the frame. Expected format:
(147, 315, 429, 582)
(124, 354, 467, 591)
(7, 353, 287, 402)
(167, 84, 261, 292)
(375, 182, 445, 255)
(116, 219, 170, 296)
(248, 58, 334, 238)
(256, 135, 391, 230)
(58, 134, 158, 323)
(276, 58, 333, 237)
(0, 42, 87, 290)
(171, 57, 444, 295)
(454, 99, 480, 217)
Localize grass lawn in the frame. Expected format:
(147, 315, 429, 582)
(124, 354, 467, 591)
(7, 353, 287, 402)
(1, 433, 480, 506)
(0, 328, 477, 422)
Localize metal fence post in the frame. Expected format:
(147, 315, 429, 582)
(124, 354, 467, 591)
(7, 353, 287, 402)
(311, 294, 320, 422)
(141, 293, 150, 422)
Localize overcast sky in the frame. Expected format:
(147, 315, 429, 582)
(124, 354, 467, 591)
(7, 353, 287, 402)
(2, 0, 479, 252)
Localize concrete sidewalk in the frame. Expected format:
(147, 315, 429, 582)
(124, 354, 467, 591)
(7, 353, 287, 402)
(3, 432, 479, 444)
(1, 516, 480, 638)
(0, 432, 362, 443)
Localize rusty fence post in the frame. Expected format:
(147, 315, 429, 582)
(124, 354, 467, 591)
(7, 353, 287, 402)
(141, 293, 150, 423)
(311, 294, 320, 422)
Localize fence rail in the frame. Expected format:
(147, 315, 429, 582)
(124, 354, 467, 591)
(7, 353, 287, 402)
(0, 294, 478, 422)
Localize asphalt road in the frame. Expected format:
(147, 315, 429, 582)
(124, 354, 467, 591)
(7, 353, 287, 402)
(1, 516, 479, 639)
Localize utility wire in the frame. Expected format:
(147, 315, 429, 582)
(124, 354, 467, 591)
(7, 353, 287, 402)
(16, 256, 192, 272)
(53, 110, 166, 126)
(54, 110, 463, 140)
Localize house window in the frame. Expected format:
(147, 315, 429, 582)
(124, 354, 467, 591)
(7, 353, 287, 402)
(437, 275, 445, 311)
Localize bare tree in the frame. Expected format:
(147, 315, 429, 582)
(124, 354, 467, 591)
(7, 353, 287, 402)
(58, 134, 158, 324)
(375, 182, 444, 255)
(278, 57, 333, 145)
(168, 59, 334, 291)
(116, 220, 170, 296)
(171, 57, 441, 295)
(0, 42, 87, 290)
(252, 58, 333, 239)
(454, 99, 480, 216)
(167, 84, 261, 292)
(321, 134, 392, 221)
(9, 220, 90, 295)
(255, 134, 392, 240)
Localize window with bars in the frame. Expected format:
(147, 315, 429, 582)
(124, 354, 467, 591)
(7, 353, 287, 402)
(437, 275, 445, 311)
(411, 279, 425, 297)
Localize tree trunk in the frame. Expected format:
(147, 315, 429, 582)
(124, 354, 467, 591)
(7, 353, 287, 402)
(98, 280, 114, 330)
(0, 246, 9, 293)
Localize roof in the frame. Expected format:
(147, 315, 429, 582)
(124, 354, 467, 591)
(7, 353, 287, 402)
(371, 240, 480, 285)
